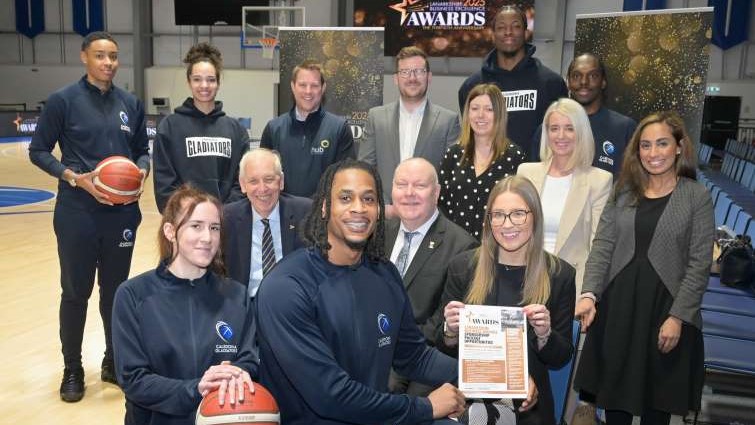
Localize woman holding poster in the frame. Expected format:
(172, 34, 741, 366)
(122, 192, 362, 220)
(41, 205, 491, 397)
(573, 112, 712, 425)
(437, 175, 576, 425)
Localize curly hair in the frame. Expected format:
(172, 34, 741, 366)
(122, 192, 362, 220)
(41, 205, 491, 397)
(184, 42, 223, 83)
(302, 159, 386, 263)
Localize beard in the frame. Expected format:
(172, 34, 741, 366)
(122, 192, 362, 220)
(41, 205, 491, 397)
(345, 238, 369, 252)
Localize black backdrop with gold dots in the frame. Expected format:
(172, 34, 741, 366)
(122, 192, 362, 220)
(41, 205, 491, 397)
(575, 9, 713, 144)
(278, 28, 385, 143)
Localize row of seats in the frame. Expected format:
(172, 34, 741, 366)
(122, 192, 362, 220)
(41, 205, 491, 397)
(724, 138, 755, 163)
(700, 174, 755, 241)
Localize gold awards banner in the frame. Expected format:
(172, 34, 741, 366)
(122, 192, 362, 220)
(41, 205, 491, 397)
(575, 8, 713, 144)
(278, 28, 385, 143)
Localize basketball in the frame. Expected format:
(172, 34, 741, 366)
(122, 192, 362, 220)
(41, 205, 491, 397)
(93, 156, 142, 204)
(195, 383, 280, 425)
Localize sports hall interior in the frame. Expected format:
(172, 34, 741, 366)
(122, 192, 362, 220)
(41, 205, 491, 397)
(1, 0, 754, 424)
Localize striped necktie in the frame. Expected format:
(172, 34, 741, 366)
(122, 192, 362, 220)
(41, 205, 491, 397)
(261, 218, 276, 276)
(395, 231, 418, 277)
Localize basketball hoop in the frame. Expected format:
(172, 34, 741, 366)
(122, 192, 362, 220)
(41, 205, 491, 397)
(259, 37, 278, 59)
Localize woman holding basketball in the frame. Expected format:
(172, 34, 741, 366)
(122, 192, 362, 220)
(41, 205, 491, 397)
(112, 185, 258, 425)
(152, 42, 250, 213)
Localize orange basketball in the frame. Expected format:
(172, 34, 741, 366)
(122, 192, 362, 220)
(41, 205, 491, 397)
(93, 156, 142, 204)
(195, 383, 279, 425)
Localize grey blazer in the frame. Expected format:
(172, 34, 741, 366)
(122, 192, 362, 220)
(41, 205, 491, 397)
(358, 101, 460, 203)
(582, 177, 714, 329)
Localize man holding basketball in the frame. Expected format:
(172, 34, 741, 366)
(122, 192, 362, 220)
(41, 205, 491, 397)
(29, 31, 149, 402)
(256, 159, 465, 424)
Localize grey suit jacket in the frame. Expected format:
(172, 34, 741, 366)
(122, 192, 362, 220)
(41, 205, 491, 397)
(223, 194, 312, 289)
(517, 160, 612, 294)
(358, 101, 461, 203)
(384, 212, 478, 342)
(582, 177, 714, 329)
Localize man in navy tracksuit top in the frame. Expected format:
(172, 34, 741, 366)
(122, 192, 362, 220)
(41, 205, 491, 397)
(458, 5, 567, 157)
(256, 160, 465, 424)
(28, 32, 149, 403)
(260, 60, 355, 198)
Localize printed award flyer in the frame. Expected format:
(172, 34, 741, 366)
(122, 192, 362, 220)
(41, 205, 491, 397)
(459, 305, 528, 399)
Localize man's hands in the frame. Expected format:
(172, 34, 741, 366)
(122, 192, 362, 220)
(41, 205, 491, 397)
(198, 361, 255, 406)
(428, 383, 465, 419)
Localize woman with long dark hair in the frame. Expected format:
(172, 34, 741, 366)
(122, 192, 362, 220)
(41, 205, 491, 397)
(573, 111, 714, 425)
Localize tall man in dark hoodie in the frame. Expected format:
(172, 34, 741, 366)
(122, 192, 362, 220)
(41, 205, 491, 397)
(261, 60, 356, 198)
(458, 5, 567, 156)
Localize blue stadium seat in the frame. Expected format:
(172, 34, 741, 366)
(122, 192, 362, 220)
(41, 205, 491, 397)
(734, 212, 752, 236)
(714, 195, 732, 226)
(740, 162, 755, 188)
(725, 204, 742, 230)
(549, 320, 580, 425)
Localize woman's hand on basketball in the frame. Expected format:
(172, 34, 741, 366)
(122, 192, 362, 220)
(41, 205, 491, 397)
(123, 169, 148, 205)
(443, 301, 465, 335)
(575, 296, 597, 331)
(658, 316, 682, 353)
(523, 304, 550, 338)
(519, 375, 538, 412)
(75, 170, 114, 205)
(198, 361, 255, 406)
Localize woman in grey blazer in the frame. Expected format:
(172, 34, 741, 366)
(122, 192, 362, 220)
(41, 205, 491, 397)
(573, 112, 714, 425)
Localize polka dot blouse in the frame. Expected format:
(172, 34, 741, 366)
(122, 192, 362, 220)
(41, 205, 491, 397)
(438, 143, 526, 239)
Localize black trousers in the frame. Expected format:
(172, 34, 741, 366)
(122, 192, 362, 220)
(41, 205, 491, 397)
(54, 200, 141, 368)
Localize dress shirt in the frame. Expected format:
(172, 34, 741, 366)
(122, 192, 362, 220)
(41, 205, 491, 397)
(541, 173, 573, 254)
(249, 203, 283, 297)
(390, 209, 439, 269)
(398, 98, 427, 161)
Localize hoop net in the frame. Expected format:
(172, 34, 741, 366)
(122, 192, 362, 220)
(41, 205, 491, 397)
(259, 37, 279, 59)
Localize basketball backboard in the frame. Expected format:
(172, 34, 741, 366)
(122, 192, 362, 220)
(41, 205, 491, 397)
(241, 5, 306, 57)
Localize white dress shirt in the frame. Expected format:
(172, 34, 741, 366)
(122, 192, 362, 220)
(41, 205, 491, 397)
(249, 203, 283, 297)
(390, 209, 439, 271)
(398, 98, 427, 161)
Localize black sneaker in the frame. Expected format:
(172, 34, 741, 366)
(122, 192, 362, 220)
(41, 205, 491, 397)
(60, 367, 85, 402)
(101, 358, 118, 386)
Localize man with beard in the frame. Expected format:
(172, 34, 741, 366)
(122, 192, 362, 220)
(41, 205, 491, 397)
(359, 46, 460, 217)
(255, 159, 465, 424)
(458, 5, 566, 156)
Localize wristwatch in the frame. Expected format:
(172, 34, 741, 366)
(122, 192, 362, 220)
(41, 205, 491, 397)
(443, 321, 458, 338)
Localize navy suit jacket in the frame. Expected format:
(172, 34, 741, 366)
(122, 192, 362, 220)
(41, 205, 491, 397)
(223, 193, 312, 289)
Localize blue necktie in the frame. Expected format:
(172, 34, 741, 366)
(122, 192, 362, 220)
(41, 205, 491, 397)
(395, 231, 418, 277)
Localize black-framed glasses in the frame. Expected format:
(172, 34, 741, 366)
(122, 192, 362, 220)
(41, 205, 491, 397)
(487, 209, 530, 226)
(397, 68, 428, 79)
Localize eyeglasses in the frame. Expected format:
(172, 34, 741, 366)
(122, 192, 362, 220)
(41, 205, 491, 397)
(487, 209, 530, 226)
(397, 68, 428, 79)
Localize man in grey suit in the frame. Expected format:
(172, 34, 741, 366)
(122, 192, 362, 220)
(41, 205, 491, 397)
(359, 46, 460, 217)
(223, 148, 312, 297)
(385, 158, 478, 396)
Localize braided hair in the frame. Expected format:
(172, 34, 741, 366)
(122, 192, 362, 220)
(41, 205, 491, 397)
(302, 159, 387, 263)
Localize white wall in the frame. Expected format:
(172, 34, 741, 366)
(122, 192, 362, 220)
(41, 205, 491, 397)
(145, 67, 279, 139)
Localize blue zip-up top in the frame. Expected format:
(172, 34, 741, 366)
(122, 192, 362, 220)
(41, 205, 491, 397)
(260, 107, 355, 197)
(29, 76, 150, 206)
(256, 248, 457, 425)
(112, 263, 259, 425)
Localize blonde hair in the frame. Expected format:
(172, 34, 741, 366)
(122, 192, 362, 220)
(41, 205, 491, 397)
(458, 83, 510, 168)
(539, 98, 595, 171)
(465, 175, 555, 305)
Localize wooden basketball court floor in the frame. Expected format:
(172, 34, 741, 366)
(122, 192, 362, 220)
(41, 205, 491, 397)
(0, 139, 161, 422)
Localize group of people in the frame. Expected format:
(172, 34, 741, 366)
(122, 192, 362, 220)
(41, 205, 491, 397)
(29, 4, 714, 425)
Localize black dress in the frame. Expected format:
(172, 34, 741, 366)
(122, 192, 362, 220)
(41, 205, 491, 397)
(574, 194, 705, 416)
(438, 143, 526, 240)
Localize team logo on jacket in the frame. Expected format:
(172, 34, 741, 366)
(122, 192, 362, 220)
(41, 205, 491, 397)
(215, 321, 238, 354)
(502, 90, 537, 112)
(377, 313, 392, 348)
(599, 141, 615, 166)
(119, 111, 131, 133)
(186, 137, 232, 158)
(311, 139, 329, 155)
(118, 228, 134, 248)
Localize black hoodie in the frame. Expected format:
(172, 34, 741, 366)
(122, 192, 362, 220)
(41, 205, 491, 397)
(153, 98, 249, 213)
(458, 44, 567, 157)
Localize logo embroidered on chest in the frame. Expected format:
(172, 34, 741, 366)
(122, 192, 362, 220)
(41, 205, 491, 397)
(215, 320, 238, 354)
(599, 140, 615, 166)
(311, 139, 330, 155)
(118, 228, 134, 248)
(377, 313, 392, 348)
(119, 111, 132, 133)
